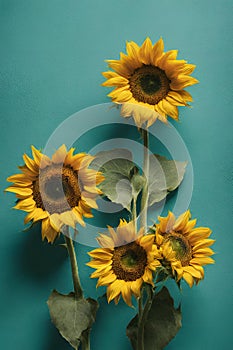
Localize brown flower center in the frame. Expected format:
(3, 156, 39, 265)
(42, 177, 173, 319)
(164, 231, 192, 266)
(33, 164, 81, 214)
(129, 65, 170, 105)
(112, 242, 147, 281)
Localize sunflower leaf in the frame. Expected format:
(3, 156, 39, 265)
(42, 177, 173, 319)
(47, 290, 98, 349)
(148, 154, 187, 206)
(126, 287, 182, 350)
(91, 149, 143, 211)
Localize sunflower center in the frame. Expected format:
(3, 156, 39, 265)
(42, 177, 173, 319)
(129, 65, 170, 105)
(112, 242, 147, 281)
(33, 164, 81, 214)
(165, 232, 192, 266)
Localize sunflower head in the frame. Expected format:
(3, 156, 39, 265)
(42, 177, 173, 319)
(102, 37, 198, 127)
(6, 145, 104, 243)
(153, 211, 215, 287)
(87, 220, 161, 306)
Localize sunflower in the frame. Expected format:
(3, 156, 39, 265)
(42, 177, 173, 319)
(153, 211, 215, 287)
(6, 145, 104, 243)
(102, 37, 198, 127)
(87, 220, 161, 306)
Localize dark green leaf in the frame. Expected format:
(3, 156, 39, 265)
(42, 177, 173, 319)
(127, 287, 182, 350)
(47, 290, 98, 349)
(148, 154, 187, 206)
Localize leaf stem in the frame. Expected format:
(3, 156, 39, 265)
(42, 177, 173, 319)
(140, 128, 149, 230)
(64, 226, 83, 300)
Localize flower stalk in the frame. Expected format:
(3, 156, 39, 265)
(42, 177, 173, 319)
(137, 285, 153, 350)
(64, 226, 83, 300)
(140, 128, 149, 230)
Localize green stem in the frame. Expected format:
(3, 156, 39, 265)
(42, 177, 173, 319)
(140, 128, 149, 230)
(132, 196, 137, 232)
(137, 285, 153, 350)
(64, 227, 83, 299)
(80, 329, 90, 350)
(63, 227, 91, 350)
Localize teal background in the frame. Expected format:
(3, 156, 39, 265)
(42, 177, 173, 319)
(0, 0, 232, 349)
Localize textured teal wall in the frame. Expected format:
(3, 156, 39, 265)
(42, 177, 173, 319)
(0, 1, 232, 349)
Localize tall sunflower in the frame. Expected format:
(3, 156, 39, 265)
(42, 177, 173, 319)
(6, 145, 104, 243)
(102, 37, 198, 127)
(153, 211, 215, 287)
(87, 220, 161, 306)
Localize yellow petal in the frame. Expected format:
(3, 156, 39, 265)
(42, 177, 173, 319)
(154, 104, 167, 118)
(23, 154, 38, 174)
(139, 37, 153, 65)
(102, 71, 120, 79)
(106, 60, 130, 77)
(140, 235, 154, 251)
(166, 91, 188, 106)
(183, 219, 197, 233)
(152, 37, 164, 65)
(182, 266, 202, 279)
(31, 146, 42, 166)
(72, 207, 86, 226)
(5, 186, 32, 198)
(59, 211, 77, 229)
(108, 86, 132, 102)
(179, 90, 193, 102)
(179, 63, 196, 75)
(193, 247, 214, 257)
(102, 76, 129, 87)
(24, 207, 48, 224)
(97, 234, 114, 248)
(7, 173, 32, 186)
(158, 211, 176, 233)
(142, 268, 153, 285)
(187, 227, 212, 244)
(83, 185, 101, 194)
(107, 226, 120, 246)
(126, 41, 141, 64)
(64, 147, 75, 165)
(69, 153, 87, 169)
(160, 99, 179, 120)
(51, 145, 67, 164)
(82, 196, 98, 209)
(183, 272, 194, 287)
(130, 279, 142, 297)
(14, 197, 36, 212)
(192, 239, 215, 251)
(107, 280, 124, 303)
(87, 259, 112, 269)
(41, 218, 59, 243)
(97, 272, 116, 287)
(170, 75, 199, 90)
(88, 248, 113, 260)
(190, 257, 215, 266)
(121, 282, 132, 306)
(190, 264, 204, 278)
(173, 210, 191, 231)
(90, 264, 112, 278)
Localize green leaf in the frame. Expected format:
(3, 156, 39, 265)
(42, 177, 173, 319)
(47, 290, 98, 350)
(148, 154, 187, 206)
(91, 149, 143, 211)
(126, 287, 182, 350)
